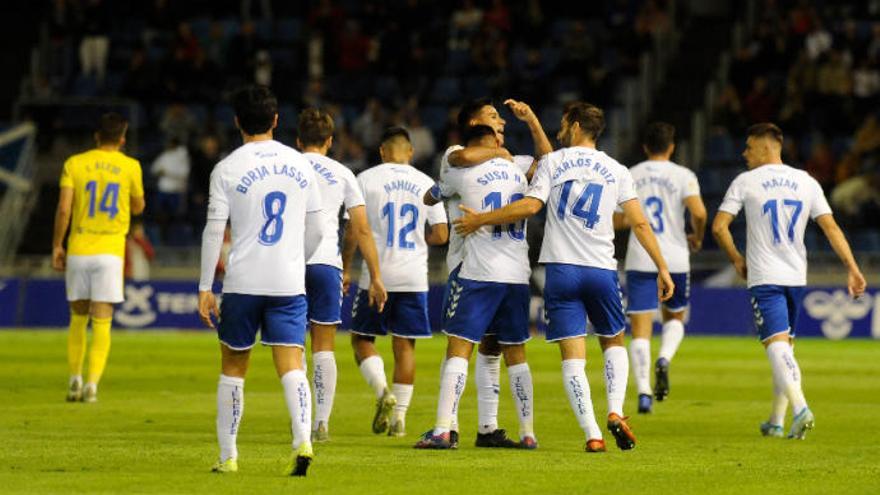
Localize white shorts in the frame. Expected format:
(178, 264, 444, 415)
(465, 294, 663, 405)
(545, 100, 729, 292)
(65, 254, 124, 303)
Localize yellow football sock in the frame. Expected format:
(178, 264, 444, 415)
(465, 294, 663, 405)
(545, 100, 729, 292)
(87, 316, 112, 385)
(67, 313, 89, 377)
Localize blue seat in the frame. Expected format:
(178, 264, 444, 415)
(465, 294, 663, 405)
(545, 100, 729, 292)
(276, 18, 302, 42)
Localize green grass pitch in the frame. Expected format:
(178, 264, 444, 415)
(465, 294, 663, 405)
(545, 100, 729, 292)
(0, 330, 878, 494)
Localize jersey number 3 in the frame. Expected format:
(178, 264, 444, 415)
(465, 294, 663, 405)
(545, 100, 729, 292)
(259, 191, 287, 246)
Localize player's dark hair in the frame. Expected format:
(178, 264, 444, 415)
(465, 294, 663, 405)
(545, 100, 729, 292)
(381, 126, 411, 144)
(643, 122, 675, 154)
(562, 101, 605, 141)
(747, 122, 784, 145)
(463, 124, 496, 145)
(96, 113, 128, 144)
(231, 84, 278, 135)
(297, 108, 335, 147)
(457, 98, 493, 134)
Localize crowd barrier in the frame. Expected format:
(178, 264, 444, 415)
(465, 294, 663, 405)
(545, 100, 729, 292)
(0, 278, 876, 340)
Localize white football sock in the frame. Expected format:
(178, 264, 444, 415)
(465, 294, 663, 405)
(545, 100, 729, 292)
(769, 372, 789, 426)
(217, 374, 244, 462)
(603, 346, 629, 417)
(434, 356, 468, 436)
(475, 352, 501, 434)
(658, 319, 685, 362)
(439, 358, 459, 431)
(311, 351, 337, 430)
(766, 341, 808, 415)
(358, 355, 387, 399)
(281, 369, 312, 449)
(392, 383, 414, 422)
(629, 338, 652, 396)
(507, 363, 535, 438)
(561, 359, 602, 440)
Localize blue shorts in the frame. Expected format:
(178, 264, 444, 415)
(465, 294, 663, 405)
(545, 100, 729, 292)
(626, 271, 690, 313)
(351, 290, 431, 339)
(305, 264, 343, 325)
(218, 294, 308, 350)
(543, 263, 626, 340)
(749, 285, 805, 341)
(443, 277, 531, 345)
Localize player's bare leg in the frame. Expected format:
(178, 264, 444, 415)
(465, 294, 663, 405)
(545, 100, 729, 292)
(66, 300, 90, 402)
(310, 323, 337, 441)
(599, 333, 636, 450)
(388, 336, 416, 436)
(352, 334, 395, 433)
(629, 312, 654, 413)
(558, 337, 605, 452)
(502, 344, 536, 448)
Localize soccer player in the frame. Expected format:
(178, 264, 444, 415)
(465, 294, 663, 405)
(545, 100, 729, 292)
(615, 122, 707, 414)
(52, 112, 145, 403)
(344, 127, 449, 437)
(198, 85, 324, 476)
(712, 123, 866, 439)
(455, 102, 674, 452)
(296, 108, 388, 442)
(415, 124, 537, 450)
(427, 98, 550, 448)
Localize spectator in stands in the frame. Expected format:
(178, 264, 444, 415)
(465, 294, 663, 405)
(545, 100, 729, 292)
(744, 76, 778, 124)
(449, 0, 483, 51)
(123, 48, 158, 102)
(159, 103, 196, 144)
(151, 137, 191, 235)
(125, 218, 155, 281)
(406, 112, 436, 172)
(78, 0, 111, 84)
(831, 169, 880, 227)
(241, 0, 272, 21)
(254, 49, 273, 86)
(204, 21, 229, 67)
(805, 141, 835, 190)
(189, 132, 223, 224)
(805, 19, 832, 61)
(352, 98, 385, 150)
(337, 20, 372, 74)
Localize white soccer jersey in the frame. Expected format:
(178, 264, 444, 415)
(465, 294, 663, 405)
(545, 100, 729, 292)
(624, 160, 701, 273)
(357, 163, 448, 292)
(302, 152, 365, 269)
(207, 140, 322, 296)
(527, 146, 637, 270)
(439, 145, 534, 274)
(718, 164, 832, 288)
(439, 158, 530, 284)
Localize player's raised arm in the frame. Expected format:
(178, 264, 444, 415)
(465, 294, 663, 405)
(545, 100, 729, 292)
(504, 99, 552, 159)
(684, 195, 707, 252)
(814, 214, 867, 298)
(621, 198, 674, 301)
(347, 205, 387, 310)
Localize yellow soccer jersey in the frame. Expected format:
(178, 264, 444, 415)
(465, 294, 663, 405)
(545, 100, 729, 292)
(59, 149, 144, 258)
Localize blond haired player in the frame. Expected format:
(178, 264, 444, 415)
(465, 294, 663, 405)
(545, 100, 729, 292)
(52, 112, 145, 403)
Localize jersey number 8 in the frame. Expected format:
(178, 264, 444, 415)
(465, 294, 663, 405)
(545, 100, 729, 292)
(259, 191, 287, 246)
